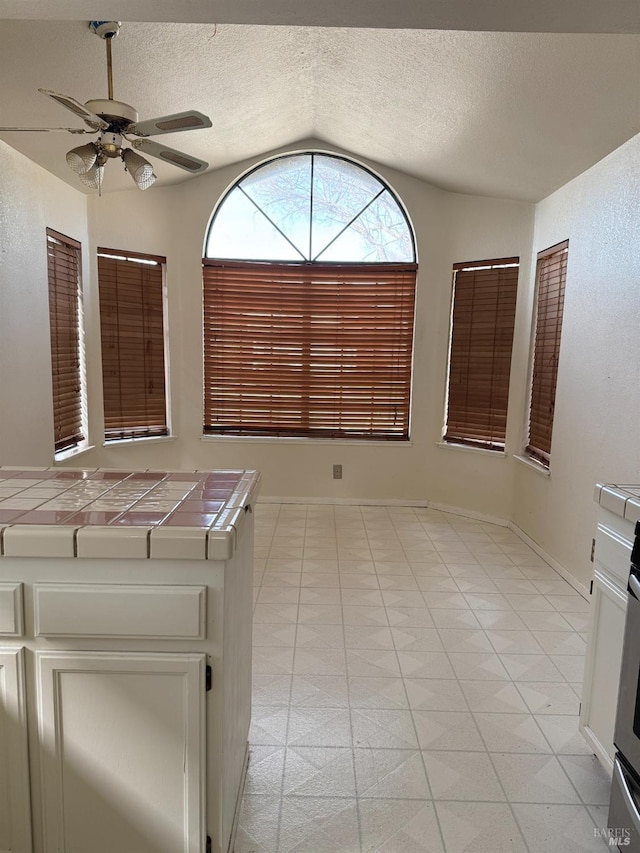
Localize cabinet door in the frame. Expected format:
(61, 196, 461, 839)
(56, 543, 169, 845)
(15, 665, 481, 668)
(36, 651, 205, 853)
(0, 648, 32, 853)
(580, 567, 627, 771)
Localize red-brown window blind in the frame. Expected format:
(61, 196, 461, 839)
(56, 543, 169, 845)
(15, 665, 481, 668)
(527, 240, 569, 466)
(203, 260, 417, 439)
(46, 228, 85, 452)
(97, 249, 168, 441)
(444, 258, 519, 450)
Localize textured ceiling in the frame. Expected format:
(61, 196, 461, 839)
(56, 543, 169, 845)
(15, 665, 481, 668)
(0, 20, 638, 201)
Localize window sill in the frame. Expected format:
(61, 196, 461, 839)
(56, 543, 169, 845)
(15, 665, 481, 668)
(200, 435, 413, 448)
(102, 435, 175, 448)
(54, 444, 96, 463)
(514, 453, 551, 477)
(437, 442, 506, 458)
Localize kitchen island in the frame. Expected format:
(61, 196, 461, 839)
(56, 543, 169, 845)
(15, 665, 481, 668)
(0, 466, 260, 853)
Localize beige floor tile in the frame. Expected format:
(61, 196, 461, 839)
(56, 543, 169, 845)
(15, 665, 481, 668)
(534, 714, 594, 755)
(458, 681, 528, 714)
(404, 678, 467, 711)
(293, 648, 347, 676)
(391, 626, 444, 652)
(448, 652, 510, 681)
(295, 623, 345, 649)
(397, 650, 456, 679)
(344, 625, 395, 650)
(354, 748, 430, 798)
(359, 798, 444, 853)
(413, 710, 484, 750)
(290, 675, 349, 708)
(348, 675, 409, 709)
(283, 746, 356, 797)
(423, 750, 504, 801)
(491, 753, 580, 802)
(387, 607, 436, 628)
(287, 707, 352, 747)
(437, 629, 493, 653)
(352, 708, 419, 749)
(298, 587, 341, 605)
(558, 755, 612, 805)
(435, 801, 528, 852)
(473, 713, 552, 753)
(278, 796, 360, 852)
(516, 681, 581, 715)
(346, 648, 401, 678)
(512, 803, 608, 852)
(253, 623, 297, 647)
(235, 795, 281, 853)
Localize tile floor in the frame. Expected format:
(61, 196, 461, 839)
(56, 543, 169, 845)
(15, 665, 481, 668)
(236, 503, 611, 852)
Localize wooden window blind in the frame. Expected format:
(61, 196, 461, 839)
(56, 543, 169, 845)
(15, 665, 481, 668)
(203, 260, 417, 440)
(444, 258, 519, 450)
(97, 249, 168, 441)
(527, 240, 569, 466)
(46, 228, 85, 452)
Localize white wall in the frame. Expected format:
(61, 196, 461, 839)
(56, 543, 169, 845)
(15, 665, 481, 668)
(82, 140, 534, 514)
(3, 131, 638, 589)
(512, 133, 640, 586)
(0, 141, 88, 466)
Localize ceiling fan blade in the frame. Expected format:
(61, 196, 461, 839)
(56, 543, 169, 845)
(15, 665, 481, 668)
(0, 126, 94, 134)
(128, 110, 212, 138)
(39, 89, 109, 131)
(132, 139, 208, 174)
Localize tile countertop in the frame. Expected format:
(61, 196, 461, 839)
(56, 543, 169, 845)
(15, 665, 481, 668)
(594, 483, 640, 525)
(0, 467, 261, 561)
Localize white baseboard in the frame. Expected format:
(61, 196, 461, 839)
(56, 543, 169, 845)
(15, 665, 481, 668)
(258, 495, 429, 507)
(428, 501, 509, 528)
(509, 521, 590, 600)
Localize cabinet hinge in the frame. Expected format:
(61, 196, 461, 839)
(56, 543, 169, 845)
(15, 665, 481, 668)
(590, 538, 596, 563)
(206, 665, 212, 692)
(589, 580, 593, 595)
(206, 835, 211, 853)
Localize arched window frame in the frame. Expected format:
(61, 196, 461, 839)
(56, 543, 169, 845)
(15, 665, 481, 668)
(202, 151, 418, 441)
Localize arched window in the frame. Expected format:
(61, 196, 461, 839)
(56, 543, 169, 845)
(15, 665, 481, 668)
(203, 152, 417, 440)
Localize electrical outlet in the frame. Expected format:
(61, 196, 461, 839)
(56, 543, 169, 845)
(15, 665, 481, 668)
(333, 464, 343, 480)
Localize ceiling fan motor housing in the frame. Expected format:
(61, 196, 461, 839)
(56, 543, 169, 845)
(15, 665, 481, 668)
(85, 99, 138, 131)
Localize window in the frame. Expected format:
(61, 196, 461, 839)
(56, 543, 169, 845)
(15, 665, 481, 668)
(526, 240, 569, 466)
(203, 153, 417, 440)
(443, 258, 519, 451)
(97, 249, 168, 441)
(46, 228, 86, 453)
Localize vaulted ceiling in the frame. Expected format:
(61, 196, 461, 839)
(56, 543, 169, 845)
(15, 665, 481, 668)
(0, 4, 638, 201)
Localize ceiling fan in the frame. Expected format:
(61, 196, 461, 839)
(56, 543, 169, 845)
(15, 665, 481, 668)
(0, 20, 212, 191)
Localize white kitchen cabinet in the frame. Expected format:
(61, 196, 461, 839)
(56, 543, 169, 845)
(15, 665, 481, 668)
(37, 651, 206, 853)
(0, 648, 31, 853)
(580, 485, 639, 773)
(0, 466, 260, 853)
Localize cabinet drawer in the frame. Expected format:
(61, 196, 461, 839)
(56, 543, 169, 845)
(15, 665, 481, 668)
(595, 522, 632, 585)
(34, 584, 206, 639)
(0, 582, 24, 636)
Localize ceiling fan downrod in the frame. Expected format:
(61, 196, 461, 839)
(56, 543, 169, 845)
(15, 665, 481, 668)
(89, 21, 121, 101)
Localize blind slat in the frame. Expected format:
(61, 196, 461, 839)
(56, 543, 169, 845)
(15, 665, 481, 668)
(46, 229, 85, 452)
(444, 259, 519, 449)
(98, 253, 168, 441)
(527, 242, 569, 464)
(203, 261, 416, 439)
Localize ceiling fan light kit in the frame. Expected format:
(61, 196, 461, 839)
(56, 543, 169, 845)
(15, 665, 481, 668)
(0, 20, 212, 192)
